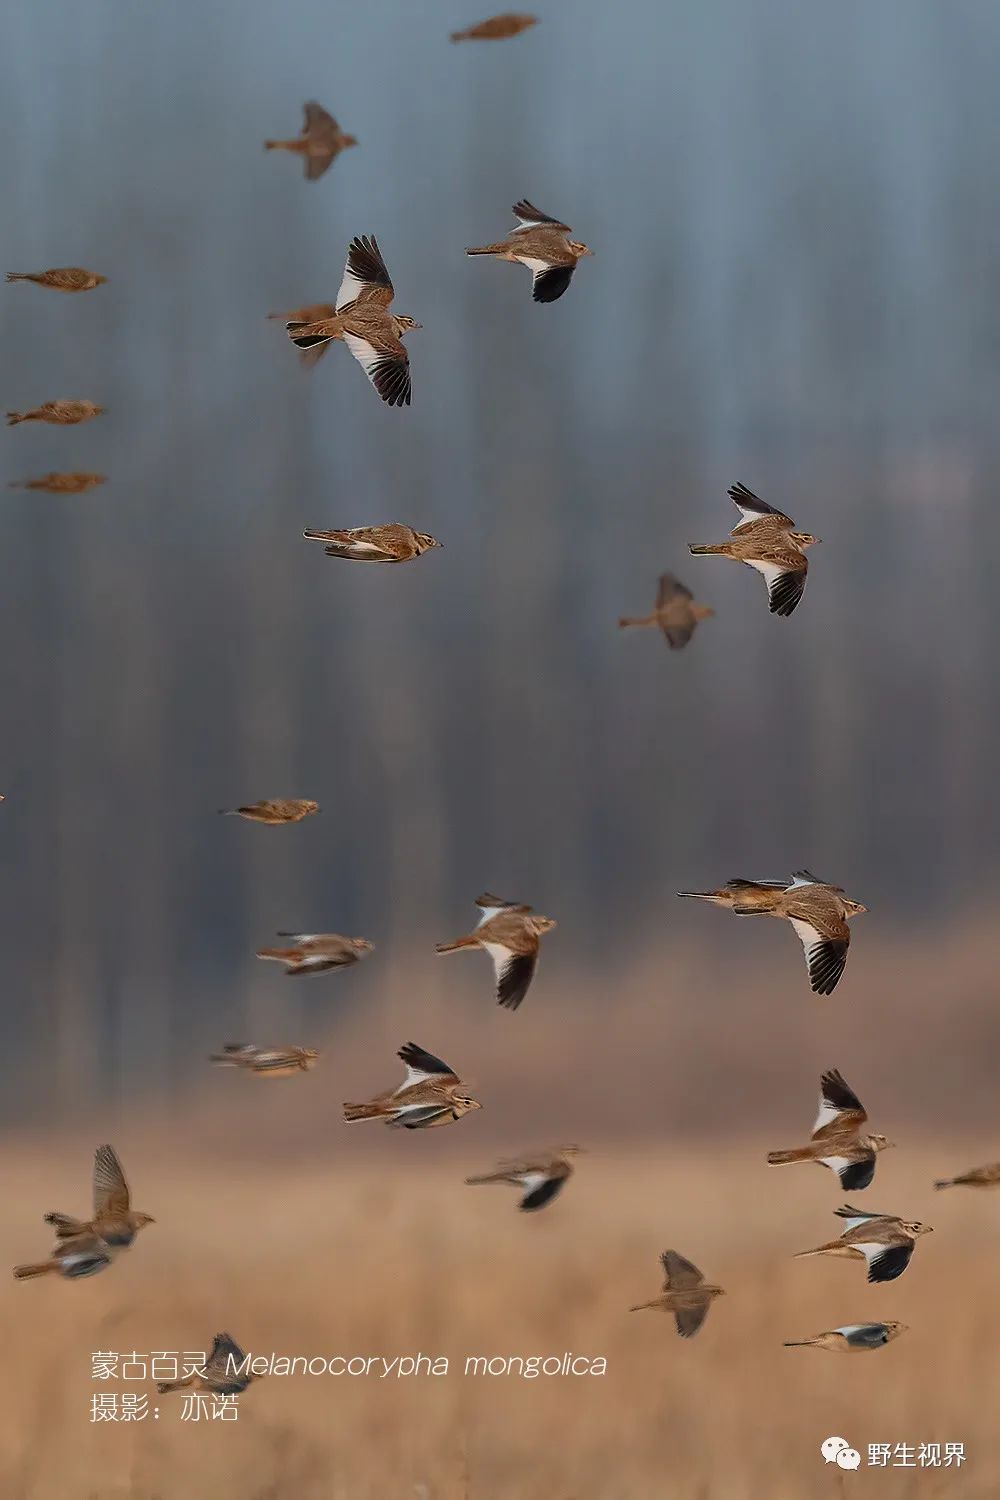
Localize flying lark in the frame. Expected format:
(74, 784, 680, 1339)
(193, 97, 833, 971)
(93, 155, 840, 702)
(451, 12, 538, 41)
(256, 932, 374, 975)
(157, 1332, 260, 1396)
(14, 1231, 113, 1282)
(210, 1043, 319, 1077)
(287, 235, 420, 407)
(785, 1322, 907, 1353)
(8, 472, 105, 493)
(935, 1162, 1000, 1190)
(343, 1042, 482, 1129)
(794, 1204, 931, 1284)
(619, 573, 714, 649)
(44, 1144, 154, 1251)
(677, 870, 866, 995)
(302, 524, 442, 562)
(629, 1250, 725, 1338)
(6, 267, 107, 292)
(688, 482, 820, 617)
(767, 1069, 893, 1192)
(436, 893, 555, 1011)
(6, 400, 104, 427)
(466, 1147, 582, 1211)
(467, 200, 593, 303)
(265, 101, 357, 181)
(218, 799, 319, 824)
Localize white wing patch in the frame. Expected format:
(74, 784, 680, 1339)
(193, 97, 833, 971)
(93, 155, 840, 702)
(513, 255, 551, 273)
(336, 260, 370, 312)
(476, 906, 508, 927)
(789, 917, 824, 970)
(813, 1085, 845, 1136)
(481, 941, 512, 982)
(517, 1172, 547, 1194)
(820, 1155, 853, 1178)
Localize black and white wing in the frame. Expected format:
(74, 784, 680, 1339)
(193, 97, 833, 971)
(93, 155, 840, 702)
(812, 1069, 867, 1137)
(336, 235, 394, 312)
(342, 332, 411, 407)
(728, 482, 794, 530)
(511, 199, 572, 232)
(480, 942, 538, 1010)
(530, 264, 575, 303)
(395, 1042, 458, 1090)
(788, 915, 847, 994)
(745, 557, 807, 617)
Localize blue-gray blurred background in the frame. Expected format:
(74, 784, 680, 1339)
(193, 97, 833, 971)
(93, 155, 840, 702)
(1, 0, 998, 1123)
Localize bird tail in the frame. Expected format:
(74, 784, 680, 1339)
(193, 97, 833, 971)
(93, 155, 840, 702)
(628, 1301, 659, 1313)
(792, 1244, 831, 1259)
(255, 947, 295, 964)
(44, 1212, 88, 1238)
(618, 615, 655, 629)
(302, 529, 347, 543)
(933, 1179, 956, 1190)
(157, 1376, 195, 1394)
(465, 1173, 505, 1186)
(288, 327, 335, 351)
(465, 244, 505, 256)
(5, 273, 32, 284)
(450, 28, 470, 40)
(343, 1101, 388, 1122)
(688, 544, 729, 555)
(435, 936, 478, 955)
(767, 1148, 811, 1165)
(676, 890, 717, 901)
(264, 139, 296, 152)
(5, 412, 26, 426)
(13, 1261, 56, 1279)
(209, 1053, 244, 1066)
(783, 1339, 818, 1348)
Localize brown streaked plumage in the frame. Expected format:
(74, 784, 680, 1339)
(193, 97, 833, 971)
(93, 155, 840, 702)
(619, 573, 714, 649)
(268, 303, 338, 367)
(14, 1231, 113, 1282)
(467, 200, 593, 303)
(6, 267, 107, 293)
(785, 1321, 907, 1353)
(935, 1162, 1000, 1190)
(629, 1250, 725, 1338)
(435, 892, 556, 1011)
(343, 1042, 481, 1129)
(8, 472, 106, 493)
(265, 101, 357, 182)
(302, 524, 442, 562)
(44, 1145, 154, 1251)
(286, 236, 420, 407)
(677, 870, 866, 995)
(6, 400, 104, 427)
(209, 1043, 319, 1077)
(450, 12, 538, 41)
(767, 1069, 893, 1192)
(688, 482, 820, 617)
(794, 1204, 932, 1284)
(466, 1146, 583, 1212)
(256, 932, 374, 975)
(157, 1332, 260, 1396)
(218, 799, 319, 825)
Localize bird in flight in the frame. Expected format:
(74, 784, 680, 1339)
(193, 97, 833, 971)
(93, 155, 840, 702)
(157, 1332, 260, 1396)
(785, 1322, 907, 1353)
(677, 870, 866, 995)
(302, 524, 442, 563)
(466, 1147, 582, 1211)
(6, 400, 104, 427)
(451, 13, 538, 41)
(209, 1043, 319, 1077)
(265, 101, 357, 181)
(8, 472, 105, 493)
(218, 799, 319, 824)
(343, 1042, 481, 1129)
(767, 1069, 893, 1191)
(935, 1162, 1000, 1190)
(6, 267, 107, 292)
(286, 236, 420, 407)
(436, 893, 556, 1011)
(794, 1204, 932, 1283)
(256, 932, 374, 975)
(629, 1250, 725, 1338)
(619, 573, 714, 649)
(14, 1231, 113, 1282)
(43, 1145, 154, 1252)
(688, 482, 820, 617)
(467, 200, 593, 303)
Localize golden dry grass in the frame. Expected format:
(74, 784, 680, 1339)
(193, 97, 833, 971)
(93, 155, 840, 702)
(1, 1130, 998, 1499)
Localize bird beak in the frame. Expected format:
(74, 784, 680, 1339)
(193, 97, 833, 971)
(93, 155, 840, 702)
(411, 321, 423, 330)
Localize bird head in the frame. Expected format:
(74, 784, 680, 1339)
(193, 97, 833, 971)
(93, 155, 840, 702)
(884, 1321, 908, 1340)
(694, 604, 716, 620)
(454, 1094, 482, 1115)
(393, 314, 422, 335)
(301, 801, 320, 815)
(414, 532, 443, 553)
(300, 1049, 320, 1066)
(133, 1213, 156, 1231)
(904, 1221, 932, 1237)
(94, 274, 109, 286)
(843, 898, 868, 918)
(869, 1134, 895, 1153)
(352, 937, 376, 951)
(527, 915, 557, 937)
(343, 135, 359, 149)
(790, 531, 820, 549)
(569, 240, 593, 259)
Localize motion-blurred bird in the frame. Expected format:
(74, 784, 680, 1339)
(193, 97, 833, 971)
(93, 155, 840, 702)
(218, 799, 319, 824)
(6, 267, 107, 292)
(785, 1322, 907, 1353)
(935, 1162, 1000, 1190)
(466, 1147, 582, 1211)
(343, 1042, 481, 1129)
(6, 400, 104, 426)
(8, 472, 105, 493)
(618, 573, 714, 649)
(265, 101, 357, 181)
(157, 1332, 259, 1395)
(13, 1231, 113, 1282)
(436, 893, 556, 1011)
(677, 870, 866, 995)
(287, 236, 420, 407)
(629, 1250, 725, 1338)
(268, 302, 338, 367)
(767, 1069, 893, 1191)
(209, 1043, 319, 1076)
(450, 12, 538, 41)
(794, 1205, 932, 1283)
(256, 932, 374, 975)
(44, 1145, 154, 1251)
(467, 200, 593, 303)
(302, 524, 442, 562)
(688, 482, 820, 617)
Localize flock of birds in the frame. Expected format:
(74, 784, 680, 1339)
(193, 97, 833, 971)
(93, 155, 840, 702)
(4, 8, 994, 1401)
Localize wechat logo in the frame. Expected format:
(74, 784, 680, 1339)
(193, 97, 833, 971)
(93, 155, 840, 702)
(821, 1437, 861, 1470)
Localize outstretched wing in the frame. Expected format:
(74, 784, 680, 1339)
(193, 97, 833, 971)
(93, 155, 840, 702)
(728, 481, 794, 529)
(396, 1042, 458, 1091)
(512, 199, 571, 232)
(813, 1069, 867, 1137)
(531, 265, 575, 303)
(336, 235, 394, 312)
(746, 558, 807, 618)
(482, 944, 537, 1011)
(93, 1145, 130, 1218)
(660, 1250, 704, 1292)
(656, 573, 693, 610)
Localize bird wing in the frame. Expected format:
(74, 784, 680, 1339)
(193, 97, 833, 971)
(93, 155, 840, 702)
(835, 1204, 898, 1230)
(813, 1069, 867, 1137)
(660, 1250, 704, 1292)
(788, 869, 845, 892)
(203, 1332, 245, 1382)
(305, 152, 335, 181)
(519, 1175, 567, 1211)
(336, 235, 394, 312)
(342, 330, 411, 407)
(511, 199, 571, 232)
(303, 101, 338, 136)
(674, 1299, 711, 1339)
(745, 557, 808, 617)
(656, 573, 693, 609)
(390, 1103, 454, 1128)
(481, 942, 538, 1011)
(475, 894, 531, 925)
(93, 1145, 130, 1217)
(825, 1153, 877, 1192)
(728, 482, 794, 529)
(395, 1042, 458, 1091)
(787, 908, 850, 995)
(860, 1241, 914, 1283)
(528, 264, 575, 303)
